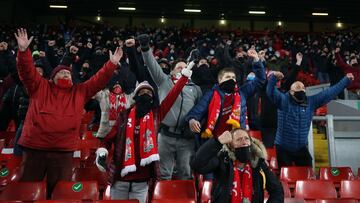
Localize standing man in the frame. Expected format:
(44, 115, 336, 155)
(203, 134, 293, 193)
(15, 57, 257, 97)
(14, 28, 123, 197)
(267, 71, 354, 168)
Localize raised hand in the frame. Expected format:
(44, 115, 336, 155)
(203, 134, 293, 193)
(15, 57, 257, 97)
(296, 52, 303, 65)
(247, 49, 259, 62)
(14, 28, 33, 52)
(181, 61, 195, 78)
(109, 47, 123, 65)
(346, 73, 354, 81)
(218, 131, 233, 145)
(273, 71, 284, 80)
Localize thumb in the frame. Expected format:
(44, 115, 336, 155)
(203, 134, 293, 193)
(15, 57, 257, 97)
(28, 36, 34, 45)
(187, 61, 195, 70)
(109, 50, 113, 58)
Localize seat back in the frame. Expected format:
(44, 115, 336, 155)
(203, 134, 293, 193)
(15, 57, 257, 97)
(284, 198, 306, 203)
(319, 167, 355, 183)
(340, 180, 360, 199)
(249, 130, 262, 141)
(35, 201, 82, 203)
(152, 180, 196, 201)
(280, 167, 315, 183)
(295, 180, 337, 200)
(0, 181, 46, 201)
(72, 167, 108, 190)
(201, 180, 212, 203)
(282, 181, 291, 198)
(316, 199, 358, 203)
(95, 200, 139, 203)
(52, 181, 99, 200)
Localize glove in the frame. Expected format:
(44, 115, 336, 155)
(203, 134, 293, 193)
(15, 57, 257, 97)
(136, 34, 150, 52)
(95, 147, 108, 172)
(187, 49, 201, 64)
(181, 61, 195, 78)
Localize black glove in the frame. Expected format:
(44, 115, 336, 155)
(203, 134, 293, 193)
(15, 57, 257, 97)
(95, 148, 108, 172)
(137, 34, 150, 52)
(188, 49, 201, 64)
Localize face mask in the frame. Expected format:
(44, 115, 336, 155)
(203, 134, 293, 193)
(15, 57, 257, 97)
(247, 74, 255, 81)
(209, 49, 215, 55)
(275, 53, 281, 58)
(134, 94, 153, 118)
(56, 78, 73, 89)
(292, 91, 306, 103)
(235, 146, 251, 163)
(198, 64, 209, 69)
(112, 86, 122, 95)
(173, 72, 182, 80)
(219, 79, 236, 94)
(352, 63, 358, 67)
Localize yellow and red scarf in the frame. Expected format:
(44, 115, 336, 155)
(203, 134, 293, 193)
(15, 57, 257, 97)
(121, 106, 159, 177)
(231, 163, 253, 203)
(201, 86, 241, 138)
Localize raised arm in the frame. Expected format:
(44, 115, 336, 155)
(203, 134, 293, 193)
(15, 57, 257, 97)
(138, 34, 167, 86)
(82, 47, 122, 100)
(266, 73, 287, 109)
(125, 39, 145, 82)
(14, 28, 44, 96)
(310, 74, 352, 108)
(335, 48, 353, 73)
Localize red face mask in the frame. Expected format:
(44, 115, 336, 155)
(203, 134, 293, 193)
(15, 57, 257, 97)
(112, 86, 122, 95)
(56, 78, 73, 89)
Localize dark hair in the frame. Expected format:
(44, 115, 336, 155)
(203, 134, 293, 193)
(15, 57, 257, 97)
(170, 58, 187, 71)
(217, 67, 236, 82)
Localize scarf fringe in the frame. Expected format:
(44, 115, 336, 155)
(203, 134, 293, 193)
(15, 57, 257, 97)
(226, 118, 240, 129)
(120, 164, 136, 177)
(201, 128, 213, 138)
(140, 154, 160, 167)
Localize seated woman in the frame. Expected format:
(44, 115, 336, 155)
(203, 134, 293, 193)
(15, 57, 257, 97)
(191, 128, 284, 203)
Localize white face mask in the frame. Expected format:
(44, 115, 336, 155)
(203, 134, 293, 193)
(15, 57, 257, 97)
(174, 72, 182, 80)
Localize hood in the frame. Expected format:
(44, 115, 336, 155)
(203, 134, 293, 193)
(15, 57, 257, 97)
(218, 138, 267, 168)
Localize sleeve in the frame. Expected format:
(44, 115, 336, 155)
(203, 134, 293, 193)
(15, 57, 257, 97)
(223, 45, 234, 66)
(184, 89, 214, 122)
(141, 49, 167, 86)
(16, 49, 45, 96)
(190, 138, 223, 174)
(281, 63, 300, 92)
(240, 60, 266, 98)
(81, 60, 118, 100)
(158, 76, 188, 122)
(309, 76, 351, 109)
(335, 53, 353, 73)
(266, 75, 287, 109)
(126, 47, 145, 82)
(259, 159, 284, 203)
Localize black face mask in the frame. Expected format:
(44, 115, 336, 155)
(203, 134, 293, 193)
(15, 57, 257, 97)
(134, 94, 153, 118)
(292, 91, 306, 103)
(162, 68, 170, 75)
(219, 79, 236, 94)
(198, 64, 209, 69)
(235, 146, 251, 163)
(352, 63, 358, 67)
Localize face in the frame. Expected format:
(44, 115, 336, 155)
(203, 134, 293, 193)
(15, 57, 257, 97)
(171, 61, 187, 75)
(198, 59, 209, 67)
(54, 69, 72, 84)
(218, 72, 236, 84)
(36, 67, 44, 77)
(290, 81, 306, 95)
(137, 88, 153, 98)
(350, 58, 358, 66)
(230, 130, 251, 149)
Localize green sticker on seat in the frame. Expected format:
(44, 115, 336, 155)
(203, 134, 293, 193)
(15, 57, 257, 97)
(331, 168, 340, 176)
(72, 182, 83, 192)
(0, 168, 9, 177)
(92, 132, 97, 137)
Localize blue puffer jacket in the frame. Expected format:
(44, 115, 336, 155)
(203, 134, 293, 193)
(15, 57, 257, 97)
(266, 75, 351, 152)
(185, 61, 266, 131)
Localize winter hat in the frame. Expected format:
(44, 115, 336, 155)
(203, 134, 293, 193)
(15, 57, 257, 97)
(134, 81, 154, 96)
(50, 65, 72, 79)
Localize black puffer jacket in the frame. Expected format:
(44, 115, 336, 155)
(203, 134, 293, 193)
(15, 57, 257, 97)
(191, 138, 284, 203)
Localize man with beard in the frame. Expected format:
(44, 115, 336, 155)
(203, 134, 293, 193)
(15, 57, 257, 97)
(137, 34, 202, 181)
(335, 47, 360, 98)
(14, 28, 123, 198)
(267, 71, 354, 168)
(186, 49, 266, 139)
(95, 62, 194, 203)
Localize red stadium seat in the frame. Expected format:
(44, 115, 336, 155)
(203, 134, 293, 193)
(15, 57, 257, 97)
(72, 167, 108, 190)
(35, 200, 82, 203)
(0, 157, 22, 186)
(316, 199, 358, 203)
(295, 180, 337, 201)
(151, 200, 195, 203)
(266, 148, 276, 160)
(284, 198, 306, 203)
(282, 181, 292, 198)
(249, 130, 262, 141)
(0, 181, 46, 201)
(319, 167, 355, 186)
(201, 180, 212, 203)
(280, 167, 316, 186)
(152, 180, 196, 201)
(95, 201, 139, 203)
(51, 181, 99, 201)
(340, 180, 360, 199)
(103, 185, 111, 200)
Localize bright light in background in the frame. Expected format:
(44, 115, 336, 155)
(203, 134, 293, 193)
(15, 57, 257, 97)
(312, 12, 328, 16)
(96, 16, 101, 21)
(184, 9, 201, 13)
(118, 7, 136, 11)
(249, 11, 266, 15)
(49, 5, 67, 9)
(277, 21, 282, 26)
(160, 16, 165, 23)
(220, 19, 226, 25)
(336, 21, 343, 28)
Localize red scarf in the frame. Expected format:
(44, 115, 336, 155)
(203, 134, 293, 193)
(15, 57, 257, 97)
(109, 92, 126, 126)
(201, 87, 241, 138)
(231, 163, 253, 203)
(121, 106, 159, 177)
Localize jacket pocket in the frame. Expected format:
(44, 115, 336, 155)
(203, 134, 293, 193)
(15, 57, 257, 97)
(35, 108, 77, 134)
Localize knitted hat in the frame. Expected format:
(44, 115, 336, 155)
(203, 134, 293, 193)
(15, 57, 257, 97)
(134, 81, 154, 96)
(50, 65, 72, 79)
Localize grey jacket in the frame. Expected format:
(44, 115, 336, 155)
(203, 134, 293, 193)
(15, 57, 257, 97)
(142, 50, 202, 135)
